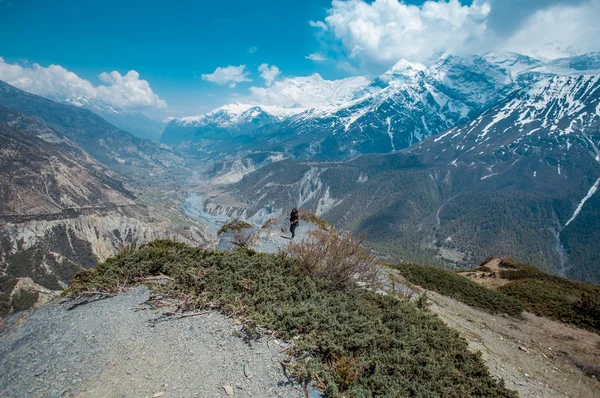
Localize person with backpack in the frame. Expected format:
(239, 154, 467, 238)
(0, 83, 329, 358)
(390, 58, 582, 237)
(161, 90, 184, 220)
(289, 208, 299, 239)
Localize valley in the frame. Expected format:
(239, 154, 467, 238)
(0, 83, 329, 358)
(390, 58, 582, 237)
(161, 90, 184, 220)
(2, 51, 600, 298)
(2, 2, 600, 397)
(173, 56, 600, 285)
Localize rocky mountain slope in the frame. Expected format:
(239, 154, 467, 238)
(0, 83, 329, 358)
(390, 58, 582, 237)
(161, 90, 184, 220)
(0, 80, 181, 183)
(43, 92, 166, 141)
(0, 95, 208, 304)
(2, 241, 597, 398)
(205, 74, 600, 283)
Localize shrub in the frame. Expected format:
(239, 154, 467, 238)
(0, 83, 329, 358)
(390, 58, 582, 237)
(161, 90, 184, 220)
(298, 210, 330, 230)
(66, 240, 516, 397)
(231, 227, 259, 249)
(12, 289, 39, 312)
(0, 276, 18, 316)
(491, 258, 600, 333)
(286, 229, 380, 292)
(260, 218, 277, 230)
(217, 219, 253, 236)
(391, 263, 525, 317)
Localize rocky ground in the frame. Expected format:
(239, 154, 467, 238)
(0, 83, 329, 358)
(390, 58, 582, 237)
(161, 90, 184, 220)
(213, 213, 320, 254)
(0, 287, 306, 398)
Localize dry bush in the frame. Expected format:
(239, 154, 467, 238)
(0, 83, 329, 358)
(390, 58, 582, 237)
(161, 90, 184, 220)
(286, 229, 380, 292)
(329, 354, 363, 391)
(231, 227, 259, 249)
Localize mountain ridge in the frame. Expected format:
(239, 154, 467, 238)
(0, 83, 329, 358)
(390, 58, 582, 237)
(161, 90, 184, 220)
(202, 73, 600, 283)
(162, 52, 600, 165)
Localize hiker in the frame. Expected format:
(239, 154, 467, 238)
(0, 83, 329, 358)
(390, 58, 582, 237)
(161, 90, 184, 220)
(289, 208, 299, 239)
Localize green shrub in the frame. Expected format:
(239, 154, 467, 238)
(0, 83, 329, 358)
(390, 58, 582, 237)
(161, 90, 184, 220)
(217, 219, 253, 236)
(66, 240, 516, 397)
(0, 276, 18, 316)
(12, 289, 39, 312)
(491, 259, 600, 332)
(390, 263, 525, 317)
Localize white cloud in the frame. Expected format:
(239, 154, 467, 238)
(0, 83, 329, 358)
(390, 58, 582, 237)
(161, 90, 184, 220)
(201, 65, 252, 88)
(249, 46, 259, 54)
(309, 20, 328, 30)
(95, 70, 166, 109)
(258, 64, 280, 86)
(0, 57, 166, 109)
(305, 53, 326, 62)
(502, 0, 600, 59)
(248, 73, 370, 109)
(316, 0, 600, 69)
(320, 0, 492, 65)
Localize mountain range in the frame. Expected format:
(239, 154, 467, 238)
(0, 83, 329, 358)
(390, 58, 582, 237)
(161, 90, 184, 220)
(162, 53, 600, 168)
(187, 54, 600, 284)
(1, 51, 600, 292)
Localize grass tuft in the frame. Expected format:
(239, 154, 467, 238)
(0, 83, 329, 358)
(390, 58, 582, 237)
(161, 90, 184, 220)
(299, 210, 330, 230)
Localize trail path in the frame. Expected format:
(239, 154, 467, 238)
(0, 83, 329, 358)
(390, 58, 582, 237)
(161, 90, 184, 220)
(0, 287, 304, 398)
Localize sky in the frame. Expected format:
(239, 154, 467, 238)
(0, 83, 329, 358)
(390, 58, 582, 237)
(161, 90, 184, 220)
(0, 0, 599, 119)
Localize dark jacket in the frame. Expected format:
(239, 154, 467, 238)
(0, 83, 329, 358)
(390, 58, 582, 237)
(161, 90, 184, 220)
(290, 209, 299, 224)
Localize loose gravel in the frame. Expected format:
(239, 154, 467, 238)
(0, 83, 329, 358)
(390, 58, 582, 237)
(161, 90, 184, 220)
(0, 287, 304, 398)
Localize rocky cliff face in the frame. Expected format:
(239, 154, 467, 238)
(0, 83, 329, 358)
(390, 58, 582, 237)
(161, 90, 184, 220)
(0, 99, 208, 295)
(1, 207, 207, 291)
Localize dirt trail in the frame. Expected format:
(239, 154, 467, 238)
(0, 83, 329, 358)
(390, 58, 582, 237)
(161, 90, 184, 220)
(0, 287, 304, 398)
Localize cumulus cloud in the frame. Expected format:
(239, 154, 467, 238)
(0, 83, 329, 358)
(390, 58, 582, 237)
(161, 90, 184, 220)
(320, 0, 491, 66)
(314, 0, 600, 70)
(305, 53, 326, 62)
(258, 64, 280, 86)
(201, 65, 252, 88)
(0, 57, 166, 109)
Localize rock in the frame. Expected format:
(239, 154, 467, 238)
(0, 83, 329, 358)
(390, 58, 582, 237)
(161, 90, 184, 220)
(518, 346, 529, 353)
(223, 385, 234, 395)
(152, 392, 164, 398)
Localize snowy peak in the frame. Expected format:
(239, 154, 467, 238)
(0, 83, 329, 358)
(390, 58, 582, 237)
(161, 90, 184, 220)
(163, 52, 600, 160)
(418, 75, 600, 167)
(176, 103, 304, 128)
(483, 52, 544, 78)
(383, 59, 427, 80)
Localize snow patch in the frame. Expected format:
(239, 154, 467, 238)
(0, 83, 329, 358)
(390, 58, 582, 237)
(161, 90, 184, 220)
(563, 177, 600, 229)
(386, 117, 396, 151)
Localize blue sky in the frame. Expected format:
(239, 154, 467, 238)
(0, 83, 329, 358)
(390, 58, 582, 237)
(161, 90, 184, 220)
(1, 0, 599, 118)
(0, 0, 340, 114)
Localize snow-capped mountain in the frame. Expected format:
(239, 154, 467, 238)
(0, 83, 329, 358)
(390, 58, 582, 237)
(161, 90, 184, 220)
(412, 75, 600, 167)
(163, 52, 600, 163)
(160, 102, 304, 148)
(221, 74, 600, 283)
